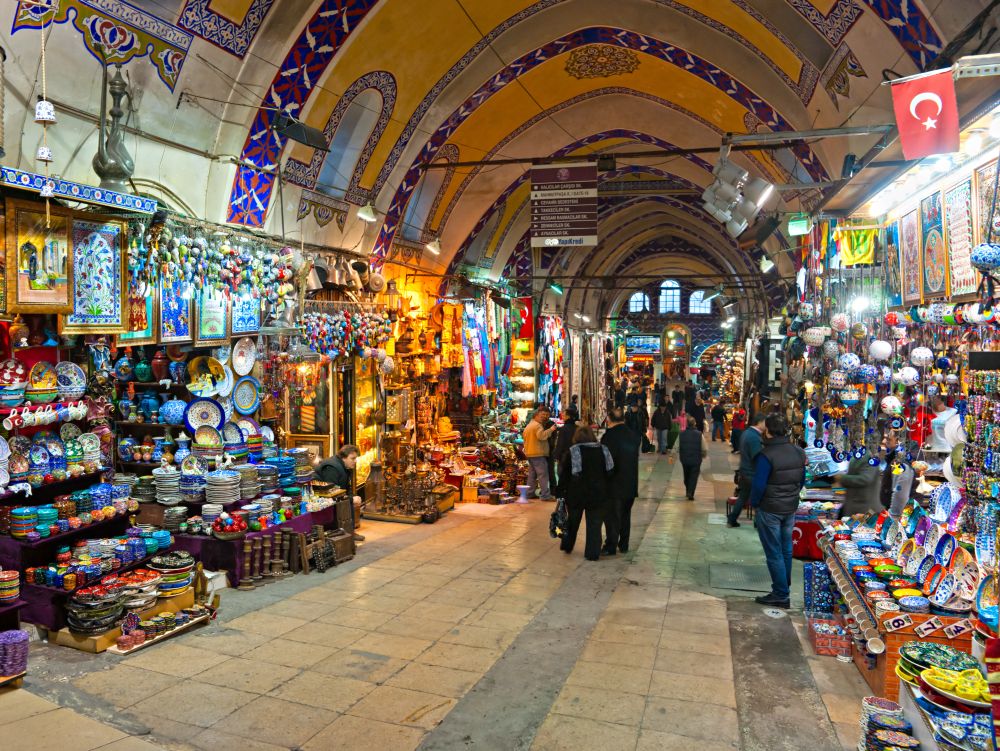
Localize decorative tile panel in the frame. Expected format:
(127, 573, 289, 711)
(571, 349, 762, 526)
(178, 0, 275, 58)
(1, 167, 158, 213)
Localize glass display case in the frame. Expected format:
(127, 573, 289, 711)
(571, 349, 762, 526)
(353, 356, 379, 487)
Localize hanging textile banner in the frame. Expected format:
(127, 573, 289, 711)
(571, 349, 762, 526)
(945, 179, 978, 297)
(570, 331, 582, 407)
(920, 191, 948, 299)
(834, 227, 877, 266)
(884, 221, 903, 309)
(899, 210, 922, 305)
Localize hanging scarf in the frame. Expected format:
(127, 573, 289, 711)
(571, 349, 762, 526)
(569, 442, 614, 476)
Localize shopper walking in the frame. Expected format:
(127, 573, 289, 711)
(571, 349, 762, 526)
(523, 407, 557, 500)
(835, 451, 882, 518)
(727, 413, 765, 528)
(678, 416, 708, 500)
(730, 405, 747, 454)
(601, 408, 641, 553)
(689, 396, 707, 433)
(553, 407, 579, 467)
(557, 425, 615, 560)
(671, 383, 684, 411)
(710, 401, 727, 442)
(651, 402, 673, 454)
(749, 414, 807, 608)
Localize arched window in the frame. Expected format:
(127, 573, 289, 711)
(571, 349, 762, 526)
(628, 292, 649, 313)
(658, 280, 680, 314)
(316, 88, 384, 199)
(689, 290, 713, 314)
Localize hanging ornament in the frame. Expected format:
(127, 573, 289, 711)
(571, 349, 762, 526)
(910, 347, 933, 367)
(831, 313, 850, 332)
(838, 353, 861, 372)
(880, 395, 903, 416)
(850, 322, 868, 340)
(802, 327, 826, 346)
(895, 366, 920, 386)
(822, 340, 841, 359)
(884, 311, 899, 326)
(829, 370, 849, 390)
(854, 364, 878, 384)
(869, 340, 892, 361)
(841, 387, 861, 407)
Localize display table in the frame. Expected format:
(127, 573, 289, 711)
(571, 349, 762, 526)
(172, 505, 337, 586)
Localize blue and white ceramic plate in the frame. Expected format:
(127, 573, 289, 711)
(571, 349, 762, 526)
(184, 397, 225, 433)
(232, 376, 260, 415)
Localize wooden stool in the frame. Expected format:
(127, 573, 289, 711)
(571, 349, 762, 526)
(725, 496, 754, 520)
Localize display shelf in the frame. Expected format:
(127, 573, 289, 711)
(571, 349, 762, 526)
(22, 552, 160, 597)
(117, 460, 168, 470)
(2, 514, 128, 549)
(106, 612, 210, 655)
(0, 401, 87, 416)
(0, 471, 106, 505)
(0, 599, 25, 618)
(0, 672, 25, 689)
(114, 421, 176, 431)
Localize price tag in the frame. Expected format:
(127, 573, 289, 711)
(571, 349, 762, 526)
(914, 617, 944, 637)
(943, 619, 973, 639)
(883, 614, 914, 633)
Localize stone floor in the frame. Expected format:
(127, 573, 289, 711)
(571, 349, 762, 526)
(1, 440, 870, 750)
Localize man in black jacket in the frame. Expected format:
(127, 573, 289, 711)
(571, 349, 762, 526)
(650, 402, 673, 454)
(553, 407, 579, 481)
(748, 414, 806, 608)
(315, 445, 359, 488)
(601, 408, 641, 553)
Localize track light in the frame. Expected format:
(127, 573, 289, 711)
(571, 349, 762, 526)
(356, 202, 377, 222)
(725, 217, 748, 237)
(760, 257, 775, 273)
(713, 159, 748, 187)
(425, 238, 442, 255)
(704, 287, 722, 303)
(735, 178, 774, 221)
(549, 283, 563, 295)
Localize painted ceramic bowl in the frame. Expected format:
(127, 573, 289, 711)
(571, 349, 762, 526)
(910, 347, 934, 367)
(971, 242, 1000, 271)
(829, 370, 849, 390)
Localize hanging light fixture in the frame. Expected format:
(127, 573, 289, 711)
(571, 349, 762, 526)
(425, 238, 442, 255)
(356, 202, 378, 222)
(760, 257, 775, 273)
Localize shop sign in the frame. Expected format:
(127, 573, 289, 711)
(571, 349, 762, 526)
(882, 613, 914, 633)
(914, 616, 944, 637)
(943, 619, 973, 639)
(530, 163, 598, 248)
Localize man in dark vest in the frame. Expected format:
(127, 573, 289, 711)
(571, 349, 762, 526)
(315, 445, 358, 488)
(677, 416, 707, 501)
(601, 408, 641, 553)
(748, 414, 806, 608)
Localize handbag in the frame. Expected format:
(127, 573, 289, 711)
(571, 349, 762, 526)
(549, 499, 569, 539)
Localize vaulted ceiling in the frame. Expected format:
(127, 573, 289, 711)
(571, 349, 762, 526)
(2, 0, 997, 321)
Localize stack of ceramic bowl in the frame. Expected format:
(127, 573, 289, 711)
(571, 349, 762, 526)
(201, 503, 223, 526)
(0, 569, 20, 604)
(113, 474, 137, 500)
(9, 507, 36, 539)
(0, 630, 28, 677)
(89, 483, 112, 510)
(119, 570, 162, 611)
(66, 584, 125, 635)
(205, 470, 240, 505)
(224, 440, 248, 463)
(257, 465, 279, 494)
(78, 433, 102, 466)
(150, 552, 195, 599)
(286, 448, 314, 484)
(133, 476, 157, 504)
(152, 467, 181, 506)
(265, 456, 296, 488)
(234, 464, 260, 500)
(162, 507, 187, 532)
(179, 473, 206, 504)
(257, 495, 278, 515)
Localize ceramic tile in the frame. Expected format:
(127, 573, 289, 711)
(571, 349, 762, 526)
(566, 660, 653, 695)
(209, 696, 337, 747)
(387, 662, 482, 698)
(270, 671, 376, 712)
(73, 665, 180, 709)
(222, 612, 309, 637)
(0, 708, 124, 751)
(347, 686, 456, 729)
(642, 696, 738, 743)
(312, 649, 409, 684)
(552, 684, 646, 726)
(302, 714, 425, 751)
(648, 670, 737, 708)
(194, 657, 300, 694)
(349, 632, 434, 660)
(130, 681, 256, 728)
(530, 713, 639, 751)
(121, 642, 230, 678)
(244, 639, 337, 670)
(417, 642, 502, 673)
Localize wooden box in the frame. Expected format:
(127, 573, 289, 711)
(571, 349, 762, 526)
(330, 530, 355, 563)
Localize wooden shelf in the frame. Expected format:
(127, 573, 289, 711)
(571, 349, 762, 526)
(23, 552, 159, 597)
(3, 514, 127, 549)
(0, 471, 106, 506)
(0, 672, 25, 689)
(106, 612, 210, 655)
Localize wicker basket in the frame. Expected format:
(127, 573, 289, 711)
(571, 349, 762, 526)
(213, 530, 246, 541)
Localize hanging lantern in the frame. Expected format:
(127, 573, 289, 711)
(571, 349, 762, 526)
(971, 242, 1000, 272)
(829, 370, 849, 390)
(880, 395, 903, 416)
(854, 364, 878, 384)
(841, 387, 861, 407)
(895, 366, 920, 386)
(910, 347, 933, 367)
(802, 327, 826, 346)
(831, 313, 850, 332)
(838, 352, 861, 372)
(869, 340, 892, 361)
(884, 311, 899, 326)
(850, 322, 868, 340)
(822, 340, 840, 359)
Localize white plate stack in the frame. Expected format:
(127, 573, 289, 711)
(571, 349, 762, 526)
(234, 464, 260, 500)
(201, 503, 223, 525)
(205, 470, 241, 505)
(153, 466, 182, 506)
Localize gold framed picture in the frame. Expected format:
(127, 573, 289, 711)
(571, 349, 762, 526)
(5, 199, 73, 313)
(193, 288, 231, 347)
(287, 434, 330, 464)
(116, 290, 159, 346)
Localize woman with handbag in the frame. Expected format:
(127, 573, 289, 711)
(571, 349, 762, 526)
(666, 407, 683, 453)
(557, 425, 615, 561)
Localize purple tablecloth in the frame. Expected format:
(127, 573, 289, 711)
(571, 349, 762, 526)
(172, 506, 337, 586)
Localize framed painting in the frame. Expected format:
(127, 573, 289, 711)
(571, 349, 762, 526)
(194, 289, 230, 347)
(975, 159, 1000, 244)
(884, 221, 902, 308)
(944, 179, 979, 298)
(159, 278, 193, 344)
(116, 291, 158, 346)
(899, 210, 921, 305)
(231, 293, 261, 334)
(287, 434, 331, 463)
(920, 192, 948, 299)
(60, 218, 128, 333)
(5, 198, 72, 313)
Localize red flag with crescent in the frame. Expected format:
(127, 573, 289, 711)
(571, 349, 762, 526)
(890, 69, 960, 160)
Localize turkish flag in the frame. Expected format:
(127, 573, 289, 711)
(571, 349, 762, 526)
(891, 70, 960, 160)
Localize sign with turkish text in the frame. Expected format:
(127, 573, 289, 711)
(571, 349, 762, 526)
(530, 163, 598, 248)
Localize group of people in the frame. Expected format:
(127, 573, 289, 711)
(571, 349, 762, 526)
(523, 405, 640, 561)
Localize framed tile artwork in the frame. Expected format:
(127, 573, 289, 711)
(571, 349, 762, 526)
(159, 278, 193, 344)
(194, 288, 230, 347)
(60, 218, 128, 334)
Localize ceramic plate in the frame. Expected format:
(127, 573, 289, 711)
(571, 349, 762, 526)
(8, 452, 28, 474)
(216, 366, 235, 398)
(917, 555, 937, 583)
(45, 438, 65, 459)
(232, 376, 260, 415)
(60, 423, 81, 442)
(0, 358, 27, 386)
(184, 398, 225, 433)
(181, 455, 209, 475)
(261, 426, 274, 442)
(935, 533, 958, 567)
(236, 417, 261, 437)
(232, 337, 257, 377)
(28, 361, 57, 389)
(9, 436, 31, 456)
(187, 357, 225, 397)
(976, 505, 998, 571)
(951, 547, 980, 600)
(77, 432, 101, 454)
(914, 516, 932, 545)
(924, 523, 943, 551)
(217, 394, 234, 423)
(222, 422, 243, 444)
(55, 361, 86, 391)
(0, 436, 10, 461)
(213, 344, 231, 366)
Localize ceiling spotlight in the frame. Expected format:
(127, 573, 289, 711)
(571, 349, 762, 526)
(549, 283, 563, 295)
(713, 159, 748, 187)
(735, 178, 774, 221)
(425, 238, 442, 255)
(725, 217, 748, 237)
(356, 202, 378, 223)
(760, 257, 775, 273)
(726, 316, 736, 323)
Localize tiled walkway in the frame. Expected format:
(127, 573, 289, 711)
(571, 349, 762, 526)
(1, 442, 869, 750)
